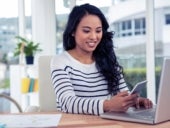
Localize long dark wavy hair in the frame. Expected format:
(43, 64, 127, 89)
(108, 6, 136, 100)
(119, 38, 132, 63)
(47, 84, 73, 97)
(63, 3, 124, 94)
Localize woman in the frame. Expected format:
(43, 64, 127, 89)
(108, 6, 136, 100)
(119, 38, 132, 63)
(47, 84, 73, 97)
(50, 3, 152, 115)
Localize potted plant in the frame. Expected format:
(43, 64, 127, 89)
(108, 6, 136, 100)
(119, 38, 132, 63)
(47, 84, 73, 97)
(14, 36, 42, 64)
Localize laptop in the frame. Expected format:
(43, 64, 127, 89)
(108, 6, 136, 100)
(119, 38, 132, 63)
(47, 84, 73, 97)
(100, 58, 170, 124)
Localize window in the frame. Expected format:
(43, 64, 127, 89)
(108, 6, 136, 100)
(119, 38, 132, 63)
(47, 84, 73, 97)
(165, 14, 170, 24)
(134, 18, 146, 35)
(119, 20, 132, 37)
(112, 17, 146, 38)
(112, 20, 133, 37)
(55, 0, 70, 53)
(112, 22, 120, 37)
(0, 0, 18, 112)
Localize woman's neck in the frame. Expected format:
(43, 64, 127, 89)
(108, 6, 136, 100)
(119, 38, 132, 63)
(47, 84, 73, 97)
(67, 50, 94, 64)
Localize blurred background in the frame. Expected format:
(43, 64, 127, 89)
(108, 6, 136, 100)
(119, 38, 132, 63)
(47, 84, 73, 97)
(0, 0, 170, 112)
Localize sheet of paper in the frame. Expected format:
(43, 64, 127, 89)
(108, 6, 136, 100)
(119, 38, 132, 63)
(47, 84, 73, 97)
(0, 114, 62, 128)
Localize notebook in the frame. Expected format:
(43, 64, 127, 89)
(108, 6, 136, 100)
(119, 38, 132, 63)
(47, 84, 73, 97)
(100, 58, 170, 124)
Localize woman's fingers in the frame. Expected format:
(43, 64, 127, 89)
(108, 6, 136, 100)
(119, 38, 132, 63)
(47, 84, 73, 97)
(135, 97, 153, 109)
(143, 98, 153, 109)
(117, 91, 129, 97)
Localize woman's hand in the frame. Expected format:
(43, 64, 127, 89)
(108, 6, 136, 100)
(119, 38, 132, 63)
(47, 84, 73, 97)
(135, 97, 153, 109)
(103, 91, 138, 112)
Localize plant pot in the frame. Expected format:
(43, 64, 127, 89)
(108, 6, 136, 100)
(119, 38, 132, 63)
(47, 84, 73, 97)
(25, 56, 34, 64)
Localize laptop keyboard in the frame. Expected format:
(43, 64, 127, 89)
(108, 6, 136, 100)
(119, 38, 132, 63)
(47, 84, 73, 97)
(130, 108, 155, 120)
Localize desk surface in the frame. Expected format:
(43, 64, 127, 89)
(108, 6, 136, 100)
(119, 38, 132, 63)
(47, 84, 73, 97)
(2, 112, 170, 128)
(57, 112, 170, 128)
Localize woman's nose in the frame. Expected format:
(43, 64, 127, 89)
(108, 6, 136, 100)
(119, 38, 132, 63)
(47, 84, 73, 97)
(90, 32, 97, 40)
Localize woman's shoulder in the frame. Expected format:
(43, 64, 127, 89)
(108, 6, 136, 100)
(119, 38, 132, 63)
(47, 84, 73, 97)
(51, 51, 67, 61)
(51, 51, 69, 68)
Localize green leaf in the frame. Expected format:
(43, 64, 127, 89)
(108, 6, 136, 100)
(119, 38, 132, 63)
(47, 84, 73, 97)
(13, 36, 42, 56)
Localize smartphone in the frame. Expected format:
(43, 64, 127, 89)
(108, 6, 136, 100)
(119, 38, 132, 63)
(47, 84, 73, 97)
(130, 80, 147, 95)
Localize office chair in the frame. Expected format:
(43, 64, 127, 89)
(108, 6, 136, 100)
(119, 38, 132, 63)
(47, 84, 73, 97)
(24, 55, 57, 113)
(38, 55, 57, 112)
(0, 93, 23, 113)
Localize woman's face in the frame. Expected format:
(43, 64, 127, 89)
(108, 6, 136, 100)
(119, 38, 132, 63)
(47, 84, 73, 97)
(73, 14, 103, 54)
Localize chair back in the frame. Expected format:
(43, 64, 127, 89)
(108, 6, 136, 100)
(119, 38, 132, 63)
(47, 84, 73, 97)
(0, 93, 22, 113)
(38, 56, 56, 112)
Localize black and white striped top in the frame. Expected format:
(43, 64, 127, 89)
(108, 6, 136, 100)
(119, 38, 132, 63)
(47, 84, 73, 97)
(50, 51, 128, 115)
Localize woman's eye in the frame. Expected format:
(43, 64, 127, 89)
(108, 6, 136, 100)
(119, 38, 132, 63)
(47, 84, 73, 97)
(96, 30, 102, 33)
(83, 29, 90, 33)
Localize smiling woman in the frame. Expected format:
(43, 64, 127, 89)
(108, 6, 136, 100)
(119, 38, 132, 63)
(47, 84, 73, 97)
(51, 3, 153, 116)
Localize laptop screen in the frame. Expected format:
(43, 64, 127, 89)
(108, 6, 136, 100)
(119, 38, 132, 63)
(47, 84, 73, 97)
(155, 58, 170, 123)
